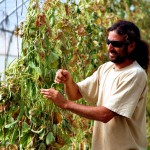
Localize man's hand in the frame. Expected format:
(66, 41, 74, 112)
(54, 69, 72, 84)
(54, 69, 82, 100)
(40, 88, 68, 109)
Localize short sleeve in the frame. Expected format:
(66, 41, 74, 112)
(77, 70, 100, 104)
(103, 70, 147, 118)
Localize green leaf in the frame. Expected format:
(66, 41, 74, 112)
(62, 119, 72, 133)
(50, 52, 59, 64)
(28, 62, 42, 75)
(50, 16, 55, 27)
(20, 132, 32, 147)
(17, 102, 24, 121)
(38, 142, 46, 150)
(46, 132, 55, 145)
(34, 67, 42, 75)
(22, 122, 30, 133)
(11, 127, 19, 143)
(0, 130, 3, 140)
(0, 117, 5, 126)
(147, 146, 150, 150)
(52, 124, 57, 136)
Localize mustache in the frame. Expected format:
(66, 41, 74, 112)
(109, 50, 118, 54)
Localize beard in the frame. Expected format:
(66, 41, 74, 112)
(108, 48, 128, 64)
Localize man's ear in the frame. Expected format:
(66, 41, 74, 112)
(128, 42, 136, 53)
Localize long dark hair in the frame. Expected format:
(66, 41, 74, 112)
(107, 20, 150, 72)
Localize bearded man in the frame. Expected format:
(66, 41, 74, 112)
(41, 20, 149, 150)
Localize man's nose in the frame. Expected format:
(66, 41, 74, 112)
(107, 43, 114, 50)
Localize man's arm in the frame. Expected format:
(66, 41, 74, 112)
(40, 88, 118, 123)
(66, 101, 118, 123)
(64, 79, 82, 100)
(54, 69, 82, 100)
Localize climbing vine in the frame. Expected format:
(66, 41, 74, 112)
(0, 0, 150, 149)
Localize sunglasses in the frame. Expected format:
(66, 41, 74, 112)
(106, 39, 128, 48)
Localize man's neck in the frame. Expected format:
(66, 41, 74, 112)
(114, 60, 134, 70)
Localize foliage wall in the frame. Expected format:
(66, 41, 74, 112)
(0, 0, 150, 149)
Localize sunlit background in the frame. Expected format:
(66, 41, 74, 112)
(0, 0, 78, 80)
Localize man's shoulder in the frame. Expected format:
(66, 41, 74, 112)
(98, 61, 114, 71)
(128, 61, 146, 76)
(96, 61, 114, 76)
(119, 61, 147, 81)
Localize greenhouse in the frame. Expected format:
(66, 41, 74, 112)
(0, 0, 150, 149)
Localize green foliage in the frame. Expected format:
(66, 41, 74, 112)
(0, 0, 150, 149)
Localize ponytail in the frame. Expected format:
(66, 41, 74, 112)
(134, 40, 150, 72)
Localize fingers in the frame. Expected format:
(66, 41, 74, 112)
(40, 88, 54, 99)
(54, 69, 69, 84)
(40, 88, 67, 109)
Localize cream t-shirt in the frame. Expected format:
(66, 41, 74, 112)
(77, 61, 148, 150)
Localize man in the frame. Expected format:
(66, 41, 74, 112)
(41, 20, 149, 150)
